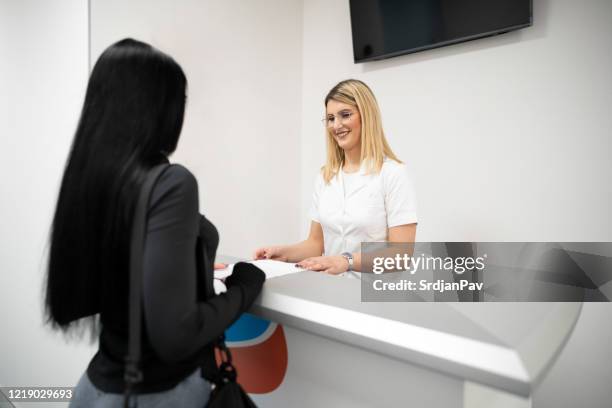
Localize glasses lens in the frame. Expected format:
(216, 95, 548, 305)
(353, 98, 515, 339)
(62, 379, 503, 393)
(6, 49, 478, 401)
(323, 112, 353, 127)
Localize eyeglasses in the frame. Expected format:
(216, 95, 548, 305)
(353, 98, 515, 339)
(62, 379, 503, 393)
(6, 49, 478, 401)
(321, 111, 356, 128)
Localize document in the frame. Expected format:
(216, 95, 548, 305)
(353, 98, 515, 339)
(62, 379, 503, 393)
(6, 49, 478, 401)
(249, 259, 307, 279)
(213, 259, 306, 293)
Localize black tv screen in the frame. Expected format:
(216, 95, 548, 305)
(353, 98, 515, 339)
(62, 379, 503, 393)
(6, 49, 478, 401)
(349, 0, 532, 62)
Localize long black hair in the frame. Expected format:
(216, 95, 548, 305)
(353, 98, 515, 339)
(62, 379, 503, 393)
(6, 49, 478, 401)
(46, 39, 187, 331)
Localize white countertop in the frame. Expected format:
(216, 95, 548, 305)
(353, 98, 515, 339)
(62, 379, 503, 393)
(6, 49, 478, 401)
(217, 255, 582, 397)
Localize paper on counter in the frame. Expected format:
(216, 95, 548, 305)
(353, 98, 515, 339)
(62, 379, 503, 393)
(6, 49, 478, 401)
(250, 259, 307, 279)
(213, 259, 306, 282)
(214, 265, 234, 280)
(213, 278, 228, 295)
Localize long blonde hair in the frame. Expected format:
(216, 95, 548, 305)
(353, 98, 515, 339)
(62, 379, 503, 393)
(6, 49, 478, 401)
(322, 79, 401, 183)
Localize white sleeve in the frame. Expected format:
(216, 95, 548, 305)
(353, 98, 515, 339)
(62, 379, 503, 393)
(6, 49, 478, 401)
(309, 173, 323, 223)
(384, 163, 418, 227)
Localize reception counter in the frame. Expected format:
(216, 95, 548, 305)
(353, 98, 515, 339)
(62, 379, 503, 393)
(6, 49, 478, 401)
(218, 255, 582, 408)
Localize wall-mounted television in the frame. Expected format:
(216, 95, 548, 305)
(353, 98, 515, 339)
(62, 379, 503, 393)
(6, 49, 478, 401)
(349, 0, 532, 63)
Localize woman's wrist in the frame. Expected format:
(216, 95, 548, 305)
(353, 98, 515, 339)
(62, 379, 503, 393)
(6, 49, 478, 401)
(328, 255, 350, 272)
(340, 252, 353, 271)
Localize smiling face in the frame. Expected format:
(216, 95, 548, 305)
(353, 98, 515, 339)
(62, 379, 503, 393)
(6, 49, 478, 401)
(326, 99, 362, 153)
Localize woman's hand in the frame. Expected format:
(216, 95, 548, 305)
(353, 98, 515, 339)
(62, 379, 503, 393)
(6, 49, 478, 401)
(297, 255, 349, 275)
(252, 246, 289, 262)
(214, 263, 227, 270)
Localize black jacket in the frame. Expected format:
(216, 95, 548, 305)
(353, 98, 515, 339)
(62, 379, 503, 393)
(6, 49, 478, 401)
(87, 164, 264, 393)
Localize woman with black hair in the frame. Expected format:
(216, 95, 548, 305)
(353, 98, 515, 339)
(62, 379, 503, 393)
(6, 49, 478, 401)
(46, 38, 265, 407)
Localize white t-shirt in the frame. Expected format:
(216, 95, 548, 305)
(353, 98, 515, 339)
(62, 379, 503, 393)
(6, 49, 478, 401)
(310, 158, 418, 256)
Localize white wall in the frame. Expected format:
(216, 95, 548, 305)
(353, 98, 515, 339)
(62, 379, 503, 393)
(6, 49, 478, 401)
(0, 0, 95, 396)
(90, 0, 304, 258)
(300, 0, 612, 242)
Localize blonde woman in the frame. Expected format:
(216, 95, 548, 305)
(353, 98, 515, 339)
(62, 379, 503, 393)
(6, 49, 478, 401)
(253, 79, 417, 274)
